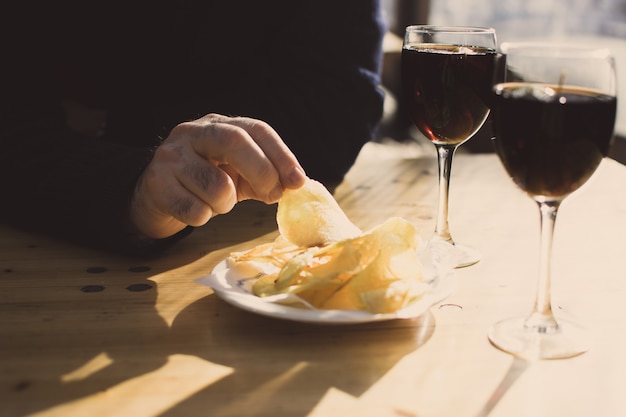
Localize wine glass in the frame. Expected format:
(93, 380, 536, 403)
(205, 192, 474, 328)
(402, 26, 499, 268)
(488, 43, 617, 359)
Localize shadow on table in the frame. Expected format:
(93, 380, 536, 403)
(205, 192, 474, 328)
(162, 297, 435, 417)
(2, 198, 435, 417)
(472, 357, 530, 417)
(3, 292, 434, 417)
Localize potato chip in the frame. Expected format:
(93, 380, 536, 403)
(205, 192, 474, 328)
(251, 217, 425, 313)
(277, 178, 362, 247)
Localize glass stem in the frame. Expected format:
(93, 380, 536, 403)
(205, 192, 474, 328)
(526, 200, 561, 333)
(434, 144, 457, 243)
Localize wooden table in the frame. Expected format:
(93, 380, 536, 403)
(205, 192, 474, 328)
(2, 141, 626, 417)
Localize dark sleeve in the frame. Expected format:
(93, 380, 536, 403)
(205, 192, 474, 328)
(0, 27, 190, 256)
(0, 111, 191, 255)
(219, 0, 386, 186)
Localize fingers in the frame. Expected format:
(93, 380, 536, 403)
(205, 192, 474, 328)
(178, 157, 238, 214)
(156, 142, 240, 213)
(132, 146, 240, 239)
(216, 115, 307, 189)
(130, 113, 307, 239)
(187, 114, 306, 201)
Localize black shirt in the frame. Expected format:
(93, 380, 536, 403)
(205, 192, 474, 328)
(1, 0, 385, 254)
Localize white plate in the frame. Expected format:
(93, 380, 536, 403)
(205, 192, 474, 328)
(197, 243, 457, 324)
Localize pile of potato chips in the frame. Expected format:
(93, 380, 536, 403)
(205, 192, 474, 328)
(227, 179, 426, 314)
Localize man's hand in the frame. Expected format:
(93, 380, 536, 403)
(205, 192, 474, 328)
(130, 114, 307, 239)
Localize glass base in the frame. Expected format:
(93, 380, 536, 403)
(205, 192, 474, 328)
(427, 236, 480, 268)
(488, 317, 590, 360)
(450, 242, 481, 268)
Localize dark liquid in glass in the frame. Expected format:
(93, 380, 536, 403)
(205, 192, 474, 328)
(492, 83, 616, 199)
(401, 45, 499, 145)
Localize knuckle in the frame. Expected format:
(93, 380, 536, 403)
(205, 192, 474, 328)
(171, 195, 211, 226)
(183, 164, 236, 214)
(185, 162, 216, 191)
(201, 123, 230, 147)
(203, 113, 227, 122)
(197, 121, 245, 152)
(240, 118, 275, 140)
(155, 141, 184, 162)
(171, 195, 195, 221)
(170, 120, 195, 138)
